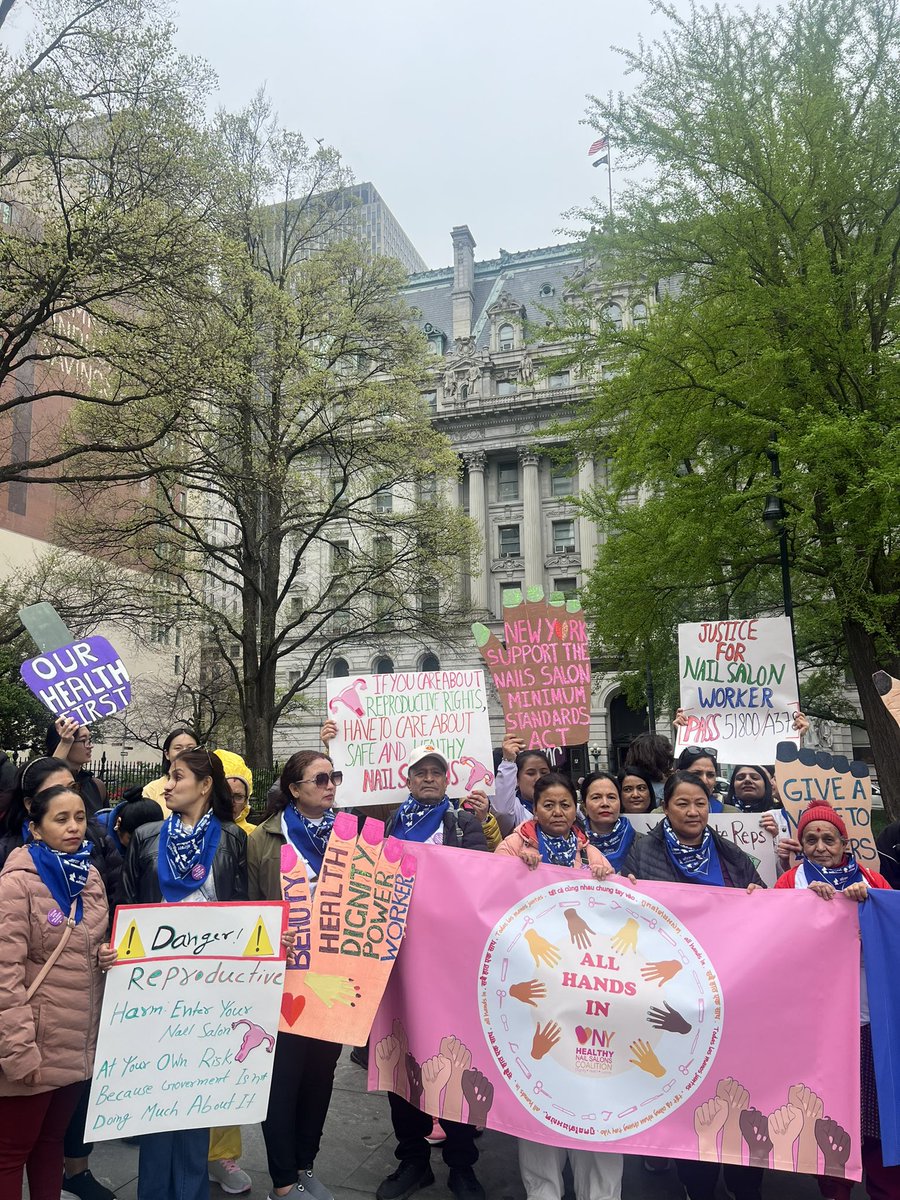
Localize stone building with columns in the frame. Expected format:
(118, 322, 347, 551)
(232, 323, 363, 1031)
(274, 225, 653, 769)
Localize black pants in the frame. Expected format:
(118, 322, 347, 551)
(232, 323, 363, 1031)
(63, 1080, 93, 1160)
(260, 1032, 342, 1189)
(676, 1160, 763, 1200)
(388, 1093, 478, 1170)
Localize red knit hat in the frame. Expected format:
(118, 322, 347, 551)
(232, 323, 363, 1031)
(797, 803, 848, 840)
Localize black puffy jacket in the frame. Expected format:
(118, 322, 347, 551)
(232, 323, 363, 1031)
(121, 819, 248, 904)
(631, 821, 764, 889)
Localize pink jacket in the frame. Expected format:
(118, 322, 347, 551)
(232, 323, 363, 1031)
(495, 820, 612, 873)
(0, 846, 108, 1096)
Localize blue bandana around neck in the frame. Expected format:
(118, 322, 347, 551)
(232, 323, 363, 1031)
(157, 810, 221, 902)
(393, 795, 450, 843)
(28, 840, 92, 923)
(662, 818, 724, 886)
(282, 805, 336, 877)
(21, 818, 32, 845)
(536, 826, 579, 867)
(516, 788, 534, 814)
(708, 796, 724, 813)
(585, 816, 635, 871)
(802, 855, 864, 891)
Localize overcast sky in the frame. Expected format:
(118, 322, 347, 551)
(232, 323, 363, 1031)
(171, 0, 784, 269)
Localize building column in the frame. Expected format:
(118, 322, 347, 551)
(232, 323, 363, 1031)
(521, 449, 542, 589)
(441, 459, 462, 607)
(578, 457, 598, 575)
(464, 452, 489, 612)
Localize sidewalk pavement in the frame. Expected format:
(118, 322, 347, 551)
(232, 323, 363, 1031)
(83, 1049, 846, 1199)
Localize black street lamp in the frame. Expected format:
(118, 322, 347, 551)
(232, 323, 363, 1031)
(764, 437, 801, 696)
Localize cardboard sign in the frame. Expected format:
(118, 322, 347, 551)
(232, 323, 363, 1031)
(327, 669, 493, 806)
(20, 636, 131, 724)
(775, 742, 879, 869)
(371, 845, 861, 1179)
(279, 812, 417, 1044)
(626, 811, 778, 887)
(674, 617, 798, 761)
(86, 902, 286, 1140)
(473, 586, 591, 749)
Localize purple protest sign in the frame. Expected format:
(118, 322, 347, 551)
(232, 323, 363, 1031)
(21, 637, 131, 725)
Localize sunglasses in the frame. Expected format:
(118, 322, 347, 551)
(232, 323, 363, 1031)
(301, 771, 343, 788)
(681, 746, 717, 762)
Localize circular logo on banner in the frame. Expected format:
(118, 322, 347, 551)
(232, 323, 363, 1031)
(47, 907, 65, 927)
(191, 864, 206, 880)
(479, 878, 722, 1141)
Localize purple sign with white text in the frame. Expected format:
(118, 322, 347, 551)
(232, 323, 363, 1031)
(21, 637, 131, 725)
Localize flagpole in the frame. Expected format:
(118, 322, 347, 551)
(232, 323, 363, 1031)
(606, 129, 613, 220)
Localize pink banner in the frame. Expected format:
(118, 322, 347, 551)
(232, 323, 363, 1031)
(370, 845, 862, 1180)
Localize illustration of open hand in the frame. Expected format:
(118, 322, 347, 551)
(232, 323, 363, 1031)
(510, 979, 547, 1007)
(439, 1035, 473, 1122)
(641, 959, 682, 987)
(405, 1053, 423, 1108)
(531, 1020, 561, 1060)
(716, 1077, 750, 1162)
(462, 1068, 494, 1126)
(610, 917, 639, 955)
(647, 1001, 692, 1035)
(694, 1096, 728, 1158)
(740, 1108, 774, 1168)
(563, 908, 595, 950)
(421, 1053, 452, 1114)
(374, 1034, 401, 1092)
(524, 928, 561, 968)
(788, 1083, 825, 1174)
(815, 1117, 851, 1178)
(768, 1103, 803, 1172)
(628, 1039, 666, 1079)
(305, 973, 360, 1009)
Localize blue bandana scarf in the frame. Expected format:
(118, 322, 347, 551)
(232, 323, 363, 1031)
(536, 827, 579, 867)
(283, 805, 336, 876)
(662, 819, 724, 886)
(708, 796, 724, 813)
(803, 855, 864, 891)
(28, 840, 92, 923)
(393, 796, 450, 843)
(157, 811, 221, 902)
(517, 788, 534, 814)
(586, 817, 635, 871)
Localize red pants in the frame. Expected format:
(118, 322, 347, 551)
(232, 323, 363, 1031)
(0, 1083, 82, 1200)
(818, 1138, 900, 1200)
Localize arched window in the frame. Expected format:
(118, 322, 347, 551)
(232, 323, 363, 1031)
(498, 323, 515, 351)
(604, 303, 623, 332)
(375, 656, 394, 674)
(421, 653, 440, 672)
(330, 657, 350, 678)
(632, 302, 648, 327)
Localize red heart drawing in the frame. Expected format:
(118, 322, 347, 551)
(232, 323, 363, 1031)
(553, 620, 564, 639)
(281, 993, 305, 1027)
(575, 1025, 591, 1045)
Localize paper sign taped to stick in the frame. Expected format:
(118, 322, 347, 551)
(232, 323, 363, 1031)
(674, 617, 798, 761)
(86, 902, 287, 1140)
(775, 742, 879, 869)
(473, 585, 591, 749)
(327, 670, 493, 806)
(279, 812, 417, 1044)
(20, 636, 131, 724)
(626, 811, 778, 887)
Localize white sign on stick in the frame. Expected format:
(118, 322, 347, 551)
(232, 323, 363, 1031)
(674, 616, 800, 762)
(626, 811, 779, 887)
(327, 669, 494, 807)
(86, 902, 287, 1140)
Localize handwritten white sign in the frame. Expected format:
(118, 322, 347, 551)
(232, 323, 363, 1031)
(327, 669, 494, 807)
(86, 902, 286, 1140)
(627, 811, 778, 887)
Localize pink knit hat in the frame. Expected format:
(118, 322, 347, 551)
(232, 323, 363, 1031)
(797, 803, 847, 840)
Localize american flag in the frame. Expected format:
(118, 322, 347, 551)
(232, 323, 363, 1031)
(588, 136, 608, 156)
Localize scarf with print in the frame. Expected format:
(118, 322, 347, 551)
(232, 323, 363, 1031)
(282, 804, 336, 877)
(157, 810, 221, 902)
(536, 825, 579, 867)
(585, 816, 635, 871)
(392, 795, 450, 843)
(801, 854, 864, 891)
(28, 839, 92, 923)
(662, 818, 724, 886)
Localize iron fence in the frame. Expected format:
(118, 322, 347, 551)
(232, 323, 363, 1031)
(93, 756, 281, 816)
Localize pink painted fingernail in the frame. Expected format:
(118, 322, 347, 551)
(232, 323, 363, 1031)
(381, 837, 403, 863)
(334, 811, 357, 839)
(281, 844, 298, 872)
(362, 817, 384, 846)
(401, 854, 417, 877)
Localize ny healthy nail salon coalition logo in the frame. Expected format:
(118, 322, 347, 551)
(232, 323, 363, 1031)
(479, 879, 723, 1140)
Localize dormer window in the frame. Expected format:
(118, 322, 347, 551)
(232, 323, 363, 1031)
(498, 323, 514, 351)
(428, 333, 445, 355)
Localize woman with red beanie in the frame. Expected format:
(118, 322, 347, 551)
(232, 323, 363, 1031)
(775, 802, 896, 1199)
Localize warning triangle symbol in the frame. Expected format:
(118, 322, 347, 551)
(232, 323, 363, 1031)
(116, 919, 146, 960)
(242, 916, 275, 958)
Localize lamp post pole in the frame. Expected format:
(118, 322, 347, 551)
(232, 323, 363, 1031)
(764, 438, 801, 702)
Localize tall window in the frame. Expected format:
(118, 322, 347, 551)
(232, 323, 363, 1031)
(419, 585, 440, 615)
(553, 577, 578, 600)
(331, 540, 350, 573)
(331, 657, 350, 678)
(422, 390, 437, 412)
(498, 323, 514, 351)
(498, 524, 521, 557)
(552, 519, 576, 553)
(604, 303, 623, 331)
(550, 466, 575, 497)
(421, 652, 441, 672)
(375, 488, 393, 514)
(497, 460, 519, 501)
(375, 656, 394, 674)
(632, 301, 648, 327)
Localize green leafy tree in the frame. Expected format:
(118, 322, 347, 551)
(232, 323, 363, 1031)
(551, 0, 900, 812)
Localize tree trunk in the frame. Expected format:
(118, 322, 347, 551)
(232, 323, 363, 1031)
(843, 618, 900, 821)
(244, 703, 275, 772)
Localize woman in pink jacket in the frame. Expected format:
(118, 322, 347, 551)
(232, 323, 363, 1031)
(0, 783, 115, 1200)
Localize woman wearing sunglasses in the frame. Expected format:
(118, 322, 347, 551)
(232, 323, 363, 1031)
(248, 750, 344, 1200)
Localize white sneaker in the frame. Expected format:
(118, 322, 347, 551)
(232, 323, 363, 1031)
(300, 1170, 334, 1200)
(208, 1159, 252, 1195)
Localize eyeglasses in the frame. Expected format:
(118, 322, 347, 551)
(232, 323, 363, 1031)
(301, 771, 343, 788)
(72, 736, 92, 746)
(680, 746, 717, 763)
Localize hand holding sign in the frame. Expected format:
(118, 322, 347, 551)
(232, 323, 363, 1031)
(473, 586, 591, 750)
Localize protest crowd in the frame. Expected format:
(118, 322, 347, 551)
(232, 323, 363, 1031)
(1, 685, 899, 1200)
